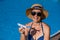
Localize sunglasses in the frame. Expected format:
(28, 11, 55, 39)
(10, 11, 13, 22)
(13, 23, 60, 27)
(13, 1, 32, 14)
(31, 12, 41, 16)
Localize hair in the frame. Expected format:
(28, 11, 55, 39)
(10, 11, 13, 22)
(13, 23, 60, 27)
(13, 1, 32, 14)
(41, 9, 46, 20)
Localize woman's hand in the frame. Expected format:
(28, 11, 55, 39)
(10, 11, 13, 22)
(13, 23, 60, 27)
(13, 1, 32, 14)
(19, 28, 29, 40)
(19, 28, 25, 34)
(19, 27, 29, 36)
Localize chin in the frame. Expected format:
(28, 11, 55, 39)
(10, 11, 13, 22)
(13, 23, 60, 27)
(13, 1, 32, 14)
(34, 20, 40, 22)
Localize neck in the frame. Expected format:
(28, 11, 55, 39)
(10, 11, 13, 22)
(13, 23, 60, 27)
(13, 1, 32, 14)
(33, 21, 41, 24)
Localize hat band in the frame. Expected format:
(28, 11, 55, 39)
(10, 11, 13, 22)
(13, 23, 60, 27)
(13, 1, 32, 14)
(33, 6, 42, 9)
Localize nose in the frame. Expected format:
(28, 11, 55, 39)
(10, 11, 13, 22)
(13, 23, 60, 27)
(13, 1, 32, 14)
(34, 14, 38, 17)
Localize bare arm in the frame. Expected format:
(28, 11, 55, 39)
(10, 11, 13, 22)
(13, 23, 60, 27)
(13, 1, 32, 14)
(20, 34, 26, 40)
(42, 23, 50, 40)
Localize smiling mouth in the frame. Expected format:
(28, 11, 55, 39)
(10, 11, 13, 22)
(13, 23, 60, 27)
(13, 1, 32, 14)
(34, 17, 39, 20)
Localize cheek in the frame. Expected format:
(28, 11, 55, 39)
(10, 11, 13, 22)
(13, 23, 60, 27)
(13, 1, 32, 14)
(38, 17, 41, 20)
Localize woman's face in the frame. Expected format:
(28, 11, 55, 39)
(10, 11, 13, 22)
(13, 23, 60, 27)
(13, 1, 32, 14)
(31, 10, 41, 23)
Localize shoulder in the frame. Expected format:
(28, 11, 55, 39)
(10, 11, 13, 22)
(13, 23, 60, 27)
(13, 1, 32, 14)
(25, 22, 33, 27)
(42, 22, 50, 30)
(42, 22, 50, 37)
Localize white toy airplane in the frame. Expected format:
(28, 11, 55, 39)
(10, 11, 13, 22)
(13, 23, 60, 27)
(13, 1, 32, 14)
(17, 23, 27, 28)
(17, 23, 31, 29)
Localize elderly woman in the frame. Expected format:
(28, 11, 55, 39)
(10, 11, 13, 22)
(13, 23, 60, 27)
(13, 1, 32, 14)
(19, 4, 50, 40)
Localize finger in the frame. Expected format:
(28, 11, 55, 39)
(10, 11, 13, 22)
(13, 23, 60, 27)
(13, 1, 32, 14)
(19, 28, 24, 32)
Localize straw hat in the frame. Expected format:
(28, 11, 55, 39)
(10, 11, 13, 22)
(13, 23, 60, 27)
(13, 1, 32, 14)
(26, 4, 48, 20)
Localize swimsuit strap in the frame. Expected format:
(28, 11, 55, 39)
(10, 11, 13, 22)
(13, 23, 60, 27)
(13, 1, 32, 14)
(40, 22, 44, 35)
(28, 22, 33, 33)
(28, 22, 33, 40)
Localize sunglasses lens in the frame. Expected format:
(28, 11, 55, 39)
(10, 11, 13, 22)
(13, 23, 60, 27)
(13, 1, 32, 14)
(37, 12, 41, 16)
(31, 12, 36, 16)
(31, 12, 41, 16)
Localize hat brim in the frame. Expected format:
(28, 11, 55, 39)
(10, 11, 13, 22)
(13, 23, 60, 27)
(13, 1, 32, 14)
(26, 8, 48, 20)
